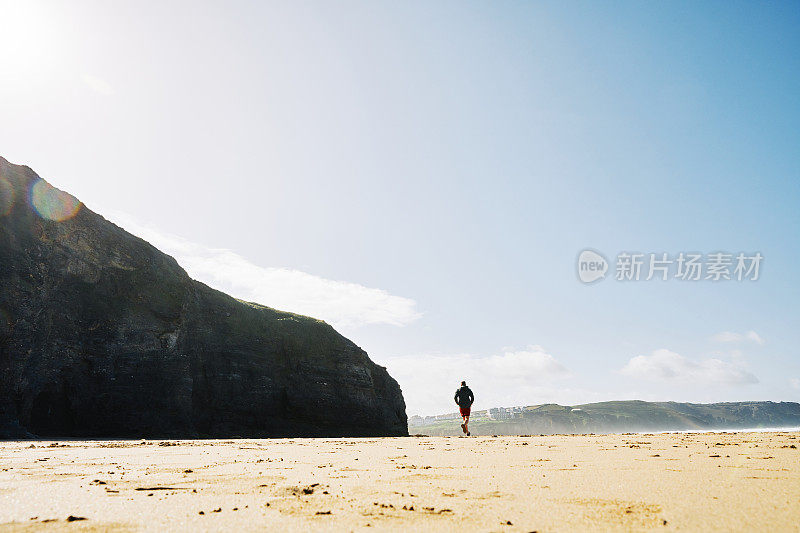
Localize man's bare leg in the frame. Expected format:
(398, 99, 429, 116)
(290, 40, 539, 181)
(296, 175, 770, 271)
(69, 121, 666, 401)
(464, 415, 470, 435)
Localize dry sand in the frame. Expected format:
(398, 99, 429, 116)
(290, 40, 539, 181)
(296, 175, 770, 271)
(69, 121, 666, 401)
(0, 431, 798, 532)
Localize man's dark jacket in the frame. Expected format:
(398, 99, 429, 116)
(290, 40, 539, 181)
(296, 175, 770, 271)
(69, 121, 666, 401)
(454, 386, 474, 408)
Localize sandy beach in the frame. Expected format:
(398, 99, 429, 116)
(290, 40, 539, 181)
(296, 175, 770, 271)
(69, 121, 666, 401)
(0, 432, 798, 532)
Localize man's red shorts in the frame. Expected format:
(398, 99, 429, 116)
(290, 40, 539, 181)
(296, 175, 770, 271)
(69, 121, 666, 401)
(459, 406, 471, 417)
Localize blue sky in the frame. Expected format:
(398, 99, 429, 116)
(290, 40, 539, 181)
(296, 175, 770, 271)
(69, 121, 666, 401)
(1, 1, 798, 415)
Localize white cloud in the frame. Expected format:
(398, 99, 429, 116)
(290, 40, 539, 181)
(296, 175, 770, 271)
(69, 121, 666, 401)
(711, 330, 765, 345)
(381, 345, 570, 416)
(791, 378, 800, 390)
(81, 74, 114, 95)
(105, 211, 421, 328)
(620, 349, 758, 386)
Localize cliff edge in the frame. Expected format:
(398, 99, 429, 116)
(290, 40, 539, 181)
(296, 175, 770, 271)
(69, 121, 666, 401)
(0, 156, 407, 438)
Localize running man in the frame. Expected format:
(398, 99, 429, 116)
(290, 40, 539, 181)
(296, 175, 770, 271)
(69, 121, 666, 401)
(454, 381, 474, 436)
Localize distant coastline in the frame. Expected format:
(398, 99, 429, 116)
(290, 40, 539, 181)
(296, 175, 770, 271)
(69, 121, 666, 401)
(643, 426, 800, 434)
(409, 400, 800, 436)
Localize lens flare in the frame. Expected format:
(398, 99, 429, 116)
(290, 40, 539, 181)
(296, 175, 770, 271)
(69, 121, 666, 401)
(29, 179, 81, 221)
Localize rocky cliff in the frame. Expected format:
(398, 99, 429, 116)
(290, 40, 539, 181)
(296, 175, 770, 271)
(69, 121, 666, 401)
(0, 156, 407, 438)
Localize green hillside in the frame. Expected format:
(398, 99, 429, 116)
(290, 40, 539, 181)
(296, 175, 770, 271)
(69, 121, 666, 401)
(409, 401, 800, 436)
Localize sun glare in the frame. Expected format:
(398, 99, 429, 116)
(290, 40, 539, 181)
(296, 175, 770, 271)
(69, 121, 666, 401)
(29, 178, 82, 221)
(0, 2, 59, 78)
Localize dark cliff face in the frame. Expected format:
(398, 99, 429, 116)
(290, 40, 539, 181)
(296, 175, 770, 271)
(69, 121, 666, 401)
(0, 157, 407, 438)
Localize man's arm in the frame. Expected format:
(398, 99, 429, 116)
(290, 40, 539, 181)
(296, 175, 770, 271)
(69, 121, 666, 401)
(468, 389, 474, 404)
(454, 390, 459, 404)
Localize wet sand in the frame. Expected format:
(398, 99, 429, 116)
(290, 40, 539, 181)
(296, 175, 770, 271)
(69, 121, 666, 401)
(0, 432, 798, 532)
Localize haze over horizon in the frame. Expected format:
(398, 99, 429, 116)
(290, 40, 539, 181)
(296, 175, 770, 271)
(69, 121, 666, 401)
(2, 1, 799, 416)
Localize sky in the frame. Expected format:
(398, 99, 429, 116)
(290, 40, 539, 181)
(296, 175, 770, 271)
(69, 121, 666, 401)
(1, 1, 799, 416)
